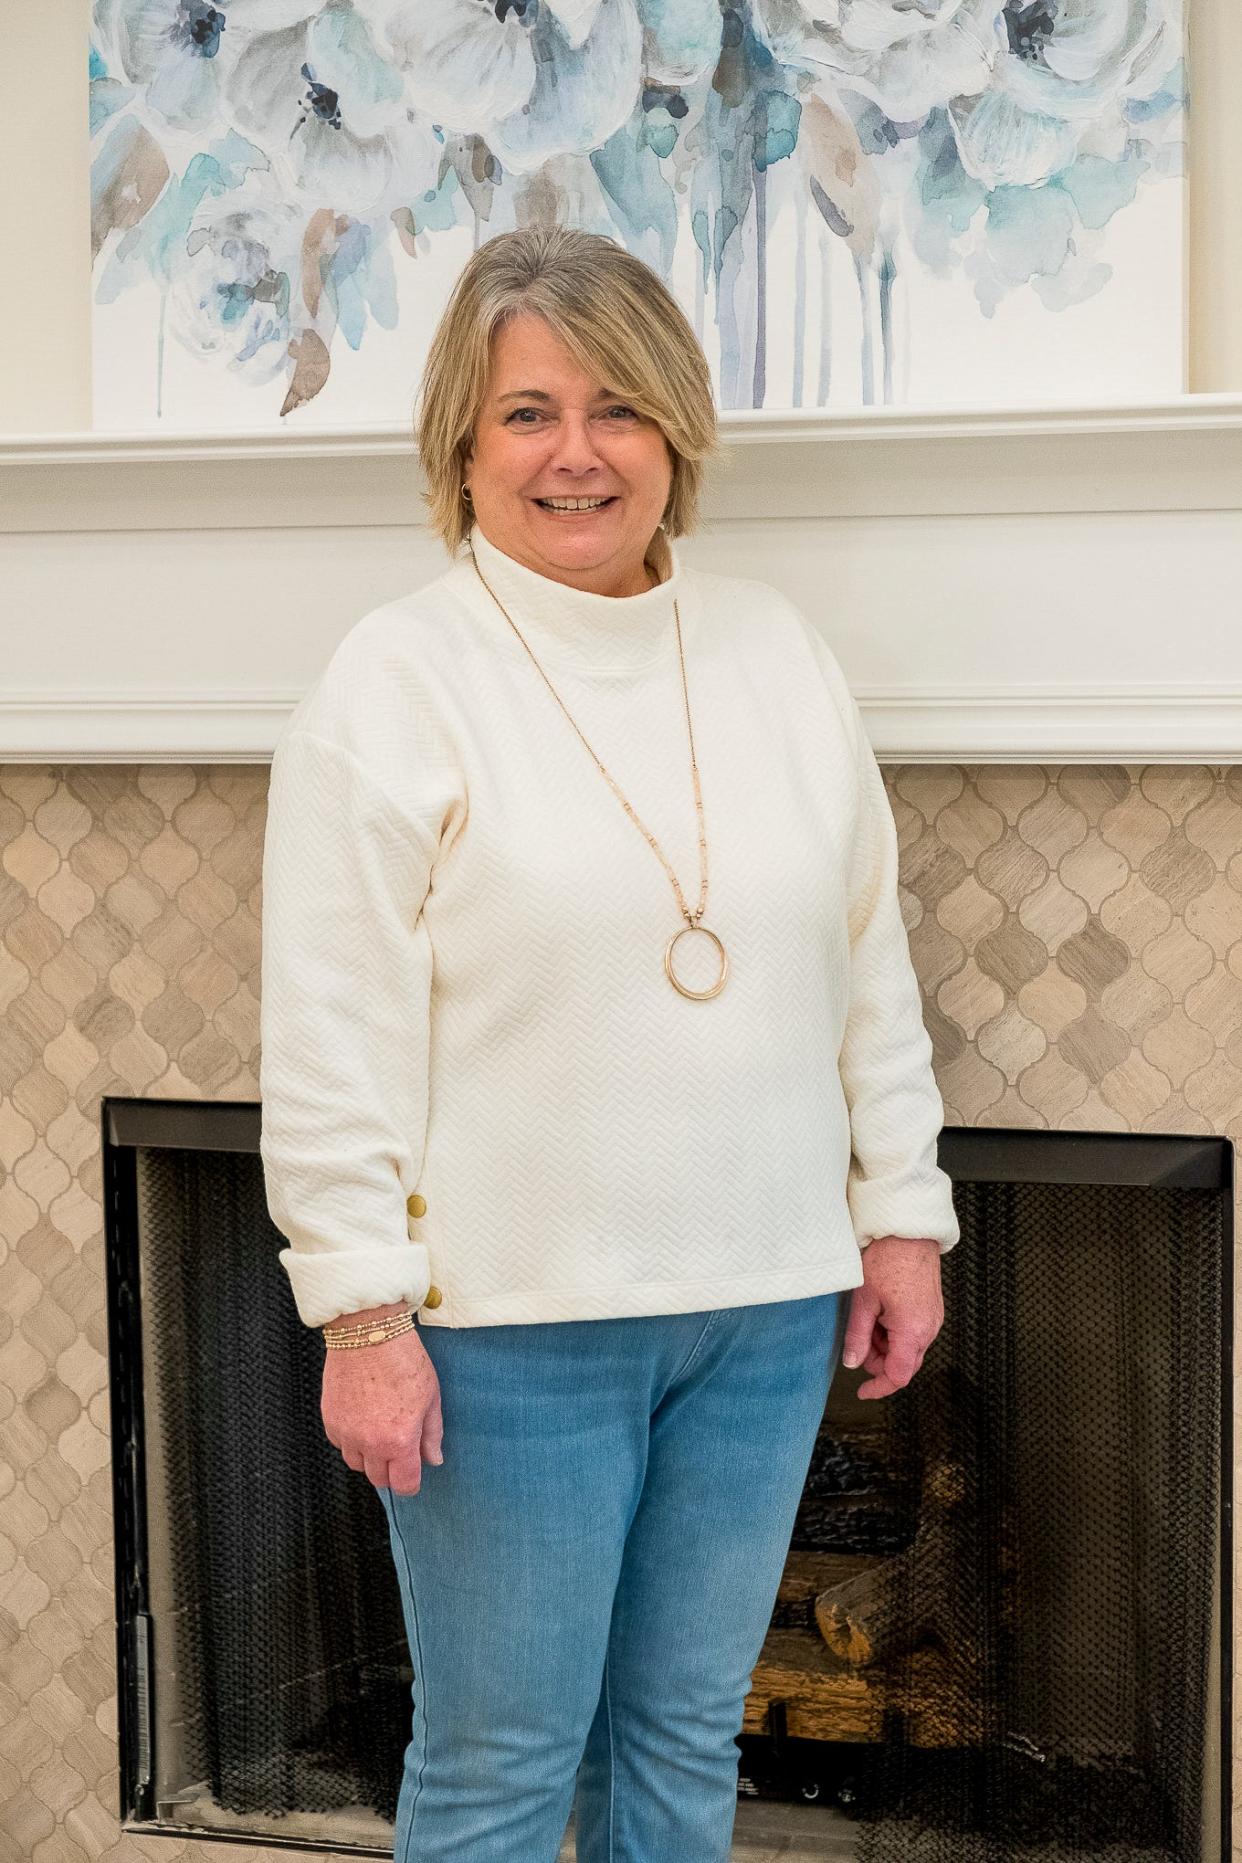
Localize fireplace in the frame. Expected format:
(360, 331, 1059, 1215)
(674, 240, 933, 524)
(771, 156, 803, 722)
(100, 1092, 1231, 1861)
(742, 1129, 1232, 1863)
(2, 396, 1240, 1856)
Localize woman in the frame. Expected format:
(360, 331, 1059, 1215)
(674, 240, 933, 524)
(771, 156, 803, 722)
(259, 224, 959, 1863)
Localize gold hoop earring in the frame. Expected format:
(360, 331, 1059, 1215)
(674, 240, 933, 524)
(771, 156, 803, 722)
(461, 485, 472, 504)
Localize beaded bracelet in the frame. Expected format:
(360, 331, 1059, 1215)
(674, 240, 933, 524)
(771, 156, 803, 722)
(323, 1308, 417, 1350)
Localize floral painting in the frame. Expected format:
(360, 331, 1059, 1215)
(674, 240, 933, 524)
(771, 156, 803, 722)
(89, 0, 1187, 430)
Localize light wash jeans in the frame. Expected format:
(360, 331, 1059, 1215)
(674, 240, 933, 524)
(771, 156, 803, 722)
(375, 1289, 846, 1862)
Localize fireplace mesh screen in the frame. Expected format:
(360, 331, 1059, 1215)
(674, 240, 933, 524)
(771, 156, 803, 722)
(124, 1138, 1226, 1859)
(135, 1146, 411, 1827)
(831, 1176, 1223, 1863)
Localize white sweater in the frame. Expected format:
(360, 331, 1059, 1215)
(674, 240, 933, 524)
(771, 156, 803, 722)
(259, 524, 959, 1330)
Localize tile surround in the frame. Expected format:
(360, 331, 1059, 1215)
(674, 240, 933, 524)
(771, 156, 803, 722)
(0, 760, 1238, 1862)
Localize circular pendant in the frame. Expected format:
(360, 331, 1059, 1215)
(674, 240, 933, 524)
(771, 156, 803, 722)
(664, 923, 728, 1000)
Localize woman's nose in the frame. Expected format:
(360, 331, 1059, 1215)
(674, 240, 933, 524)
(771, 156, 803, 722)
(545, 413, 606, 473)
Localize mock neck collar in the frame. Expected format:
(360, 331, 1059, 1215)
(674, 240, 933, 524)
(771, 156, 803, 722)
(459, 522, 684, 674)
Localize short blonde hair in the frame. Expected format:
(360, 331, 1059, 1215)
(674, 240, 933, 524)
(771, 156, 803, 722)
(415, 226, 720, 557)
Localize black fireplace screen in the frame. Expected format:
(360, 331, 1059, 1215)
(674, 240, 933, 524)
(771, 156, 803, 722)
(103, 1100, 1232, 1860)
(756, 1167, 1231, 1863)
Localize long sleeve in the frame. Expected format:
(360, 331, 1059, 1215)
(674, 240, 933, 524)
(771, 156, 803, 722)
(836, 688, 960, 1255)
(259, 726, 437, 1327)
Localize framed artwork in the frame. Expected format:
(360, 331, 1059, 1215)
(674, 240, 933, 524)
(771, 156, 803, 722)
(89, 0, 1188, 429)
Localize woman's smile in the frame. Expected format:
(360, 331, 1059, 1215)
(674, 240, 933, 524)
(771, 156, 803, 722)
(531, 494, 620, 518)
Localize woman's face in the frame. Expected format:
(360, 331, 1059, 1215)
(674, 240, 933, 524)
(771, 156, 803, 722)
(461, 312, 674, 597)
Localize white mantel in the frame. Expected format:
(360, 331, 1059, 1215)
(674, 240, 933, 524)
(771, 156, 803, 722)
(3, 393, 1241, 764)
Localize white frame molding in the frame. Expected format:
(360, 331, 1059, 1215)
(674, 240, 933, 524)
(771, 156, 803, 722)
(4, 393, 1241, 763)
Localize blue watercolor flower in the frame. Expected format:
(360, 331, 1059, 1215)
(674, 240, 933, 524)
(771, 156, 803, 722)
(363, 0, 648, 175)
(756, 0, 1001, 123)
(170, 189, 304, 380)
(221, 1, 440, 213)
(94, 0, 319, 136)
(950, 0, 1178, 187)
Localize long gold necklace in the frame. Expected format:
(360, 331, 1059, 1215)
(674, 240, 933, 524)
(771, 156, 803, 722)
(469, 546, 728, 1001)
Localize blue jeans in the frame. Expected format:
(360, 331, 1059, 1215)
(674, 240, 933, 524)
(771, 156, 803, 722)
(375, 1290, 846, 1861)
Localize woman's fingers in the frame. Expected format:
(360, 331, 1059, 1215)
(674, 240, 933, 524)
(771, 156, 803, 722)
(841, 1285, 881, 1368)
(421, 1396, 444, 1466)
(381, 1452, 424, 1496)
(857, 1341, 928, 1400)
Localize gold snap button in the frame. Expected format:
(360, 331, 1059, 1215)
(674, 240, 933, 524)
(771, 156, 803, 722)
(422, 1285, 443, 1310)
(406, 1193, 426, 1218)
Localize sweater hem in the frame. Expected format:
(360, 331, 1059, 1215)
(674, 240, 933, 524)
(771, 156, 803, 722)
(416, 1253, 866, 1328)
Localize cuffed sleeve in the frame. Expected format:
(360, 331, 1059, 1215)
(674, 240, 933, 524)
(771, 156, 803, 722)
(837, 694, 960, 1256)
(259, 727, 437, 1327)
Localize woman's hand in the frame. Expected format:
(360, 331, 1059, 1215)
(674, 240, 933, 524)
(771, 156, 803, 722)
(321, 1325, 445, 1496)
(840, 1235, 944, 1399)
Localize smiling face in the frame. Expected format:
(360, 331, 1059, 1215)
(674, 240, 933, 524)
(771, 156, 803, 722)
(461, 313, 674, 597)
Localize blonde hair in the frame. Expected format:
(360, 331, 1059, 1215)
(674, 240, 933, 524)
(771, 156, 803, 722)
(415, 226, 720, 557)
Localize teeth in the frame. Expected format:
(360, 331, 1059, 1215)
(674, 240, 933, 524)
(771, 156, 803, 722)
(539, 497, 611, 510)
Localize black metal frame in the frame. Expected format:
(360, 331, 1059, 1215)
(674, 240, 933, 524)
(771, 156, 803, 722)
(102, 1096, 1234, 1857)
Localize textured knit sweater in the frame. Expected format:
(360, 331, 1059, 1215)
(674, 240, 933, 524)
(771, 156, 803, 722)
(259, 523, 960, 1330)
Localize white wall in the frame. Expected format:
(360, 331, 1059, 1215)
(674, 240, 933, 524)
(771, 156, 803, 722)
(1, 6, 91, 432)
(1, 1, 1239, 435)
